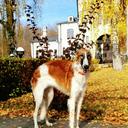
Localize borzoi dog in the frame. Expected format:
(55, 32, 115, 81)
(31, 48, 92, 128)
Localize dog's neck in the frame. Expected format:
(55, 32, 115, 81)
(78, 71, 86, 76)
(73, 62, 88, 76)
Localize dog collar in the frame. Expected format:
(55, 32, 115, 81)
(78, 71, 86, 75)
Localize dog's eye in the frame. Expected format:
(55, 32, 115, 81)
(87, 53, 91, 60)
(80, 54, 84, 59)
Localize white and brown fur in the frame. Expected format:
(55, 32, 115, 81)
(31, 48, 92, 128)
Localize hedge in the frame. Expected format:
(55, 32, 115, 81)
(0, 58, 46, 101)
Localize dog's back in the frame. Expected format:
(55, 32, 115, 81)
(31, 60, 74, 93)
(46, 60, 74, 92)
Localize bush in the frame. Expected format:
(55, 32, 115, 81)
(90, 59, 100, 72)
(0, 57, 46, 101)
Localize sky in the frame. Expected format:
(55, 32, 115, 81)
(24, 0, 77, 28)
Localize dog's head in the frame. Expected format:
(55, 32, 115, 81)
(76, 48, 92, 73)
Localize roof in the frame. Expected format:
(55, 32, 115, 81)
(48, 35, 57, 41)
(57, 17, 78, 25)
(57, 21, 78, 25)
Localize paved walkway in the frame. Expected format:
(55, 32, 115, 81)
(0, 117, 128, 128)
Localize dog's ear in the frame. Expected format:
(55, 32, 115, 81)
(75, 49, 80, 61)
(75, 49, 84, 62)
(75, 48, 89, 61)
(87, 52, 93, 72)
(87, 51, 92, 65)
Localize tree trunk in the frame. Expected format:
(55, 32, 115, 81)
(4, 0, 16, 55)
(0, 4, 8, 56)
(2, 26, 8, 56)
(126, 5, 128, 56)
(112, 0, 123, 71)
(112, 30, 123, 71)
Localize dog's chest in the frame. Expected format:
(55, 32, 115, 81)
(74, 69, 86, 84)
(71, 74, 87, 94)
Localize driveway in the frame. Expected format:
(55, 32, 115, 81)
(0, 117, 128, 128)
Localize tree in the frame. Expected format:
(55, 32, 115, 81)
(78, 0, 126, 70)
(0, 0, 44, 56)
(62, 0, 103, 60)
(110, 0, 122, 70)
(4, 0, 17, 55)
(125, 0, 128, 56)
(0, 3, 9, 56)
(25, 4, 52, 60)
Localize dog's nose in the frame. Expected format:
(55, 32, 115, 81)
(83, 65, 89, 70)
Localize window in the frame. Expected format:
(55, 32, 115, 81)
(67, 29, 74, 39)
(86, 36, 89, 43)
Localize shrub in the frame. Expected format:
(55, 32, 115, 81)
(0, 57, 46, 101)
(90, 58, 100, 72)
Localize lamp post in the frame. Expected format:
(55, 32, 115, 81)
(16, 47, 24, 58)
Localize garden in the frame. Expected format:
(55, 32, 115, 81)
(0, 0, 128, 127)
(0, 58, 128, 126)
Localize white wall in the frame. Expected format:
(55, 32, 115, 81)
(48, 41, 59, 56)
(31, 41, 58, 58)
(57, 22, 79, 56)
(31, 42, 40, 58)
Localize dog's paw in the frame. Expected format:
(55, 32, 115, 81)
(46, 120, 53, 127)
(76, 125, 80, 128)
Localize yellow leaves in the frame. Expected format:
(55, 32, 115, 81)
(117, 20, 126, 35)
(104, 110, 127, 125)
(103, 4, 114, 19)
(48, 109, 68, 120)
(126, 0, 128, 5)
(83, 66, 128, 125)
(0, 93, 34, 118)
(0, 109, 9, 116)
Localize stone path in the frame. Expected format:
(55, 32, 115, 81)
(0, 117, 128, 128)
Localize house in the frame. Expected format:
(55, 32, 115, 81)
(31, 17, 79, 58)
(57, 16, 79, 56)
(77, 0, 112, 63)
(31, 0, 113, 63)
(31, 27, 58, 58)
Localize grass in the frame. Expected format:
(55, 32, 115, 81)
(84, 65, 128, 125)
(0, 64, 128, 125)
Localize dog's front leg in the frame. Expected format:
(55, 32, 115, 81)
(68, 97, 76, 128)
(76, 92, 84, 128)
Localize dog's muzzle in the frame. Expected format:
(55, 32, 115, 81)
(83, 65, 89, 72)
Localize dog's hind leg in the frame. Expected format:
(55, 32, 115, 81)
(33, 84, 45, 128)
(39, 87, 54, 126)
